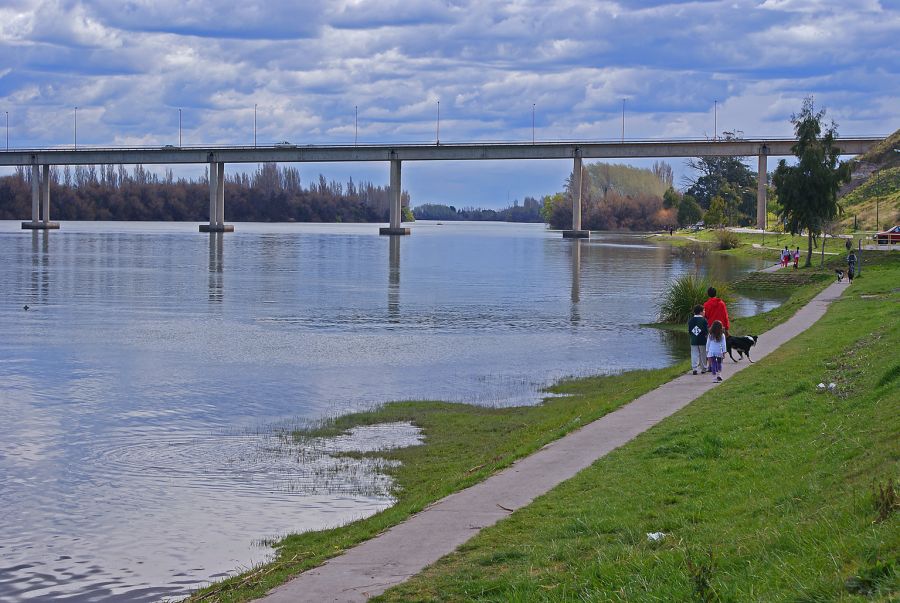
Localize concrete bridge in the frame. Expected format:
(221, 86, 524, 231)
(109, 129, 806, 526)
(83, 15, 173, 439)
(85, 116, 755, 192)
(0, 137, 880, 236)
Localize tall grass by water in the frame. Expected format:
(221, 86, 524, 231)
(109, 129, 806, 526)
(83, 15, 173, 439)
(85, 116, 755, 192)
(657, 273, 732, 324)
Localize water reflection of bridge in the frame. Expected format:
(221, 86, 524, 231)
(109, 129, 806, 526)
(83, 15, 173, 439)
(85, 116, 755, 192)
(2, 137, 880, 236)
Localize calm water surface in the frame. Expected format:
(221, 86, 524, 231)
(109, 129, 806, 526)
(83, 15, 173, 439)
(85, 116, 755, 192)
(0, 221, 780, 601)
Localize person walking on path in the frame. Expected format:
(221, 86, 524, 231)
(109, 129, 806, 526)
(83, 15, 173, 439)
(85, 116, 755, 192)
(706, 319, 727, 382)
(703, 287, 730, 337)
(848, 250, 858, 284)
(688, 305, 708, 375)
(782, 246, 790, 267)
(793, 247, 800, 269)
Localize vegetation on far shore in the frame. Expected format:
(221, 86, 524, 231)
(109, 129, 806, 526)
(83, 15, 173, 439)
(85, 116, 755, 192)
(412, 198, 543, 222)
(375, 253, 898, 602)
(186, 250, 869, 603)
(0, 163, 410, 223)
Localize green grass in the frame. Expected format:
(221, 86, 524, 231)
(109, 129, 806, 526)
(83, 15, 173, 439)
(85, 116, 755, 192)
(373, 253, 900, 602)
(187, 254, 894, 603)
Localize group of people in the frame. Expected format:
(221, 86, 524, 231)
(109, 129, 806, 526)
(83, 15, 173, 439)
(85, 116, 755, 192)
(687, 287, 730, 383)
(780, 246, 800, 268)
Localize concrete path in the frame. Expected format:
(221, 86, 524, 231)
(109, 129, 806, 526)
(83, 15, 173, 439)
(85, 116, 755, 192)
(260, 281, 848, 603)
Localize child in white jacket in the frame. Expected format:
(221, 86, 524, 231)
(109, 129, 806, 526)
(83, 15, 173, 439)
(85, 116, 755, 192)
(706, 320, 727, 382)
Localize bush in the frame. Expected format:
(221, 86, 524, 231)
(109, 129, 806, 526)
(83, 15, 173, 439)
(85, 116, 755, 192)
(715, 230, 741, 250)
(657, 274, 732, 324)
(673, 241, 711, 259)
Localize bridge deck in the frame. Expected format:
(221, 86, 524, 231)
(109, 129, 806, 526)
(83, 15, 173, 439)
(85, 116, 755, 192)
(0, 137, 881, 166)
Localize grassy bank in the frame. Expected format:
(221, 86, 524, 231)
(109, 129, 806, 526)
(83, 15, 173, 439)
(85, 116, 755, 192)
(188, 253, 853, 602)
(654, 229, 872, 264)
(375, 253, 899, 602)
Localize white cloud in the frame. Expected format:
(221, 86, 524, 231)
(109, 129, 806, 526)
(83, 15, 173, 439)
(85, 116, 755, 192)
(0, 0, 897, 203)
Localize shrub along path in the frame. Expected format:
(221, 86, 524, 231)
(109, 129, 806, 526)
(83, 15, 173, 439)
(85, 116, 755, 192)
(258, 280, 850, 603)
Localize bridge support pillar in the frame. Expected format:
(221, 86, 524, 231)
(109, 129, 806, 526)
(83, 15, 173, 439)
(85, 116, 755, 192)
(380, 158, 410, 235)
(757, 147, 768, 230)
(200, 160, 233, 232)
(22, 164, 59, 230)
(563, 151, 589, 238)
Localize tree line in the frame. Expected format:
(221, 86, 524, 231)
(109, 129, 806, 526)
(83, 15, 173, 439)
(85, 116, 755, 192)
(0, 163, 409, 223)
(413, 197, 542, 222)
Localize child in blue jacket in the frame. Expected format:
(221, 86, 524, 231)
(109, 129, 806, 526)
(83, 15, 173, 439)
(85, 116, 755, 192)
(687, 304, 708, 375)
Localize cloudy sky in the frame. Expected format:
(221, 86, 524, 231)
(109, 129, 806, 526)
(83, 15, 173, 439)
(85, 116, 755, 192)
(1, 0, 898, 207)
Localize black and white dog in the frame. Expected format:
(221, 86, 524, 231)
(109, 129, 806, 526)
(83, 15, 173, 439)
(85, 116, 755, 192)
(727, 335, 759, 363)
(835, 269, 845, 282)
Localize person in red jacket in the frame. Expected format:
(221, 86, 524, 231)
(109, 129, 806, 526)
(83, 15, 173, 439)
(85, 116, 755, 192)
(703, 287, 730, 336)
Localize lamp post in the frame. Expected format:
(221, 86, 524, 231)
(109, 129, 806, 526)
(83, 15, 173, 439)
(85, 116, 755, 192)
(253, 104, 257, 148)
(5, 111, 8, 151)
(876, 169, 880, 232)
(436, 100, 440, 145)
(178, 108, 182, 147)
(713, 100, 717, 141)
(74, 106, 78, 150)
(621, 98, 625, 142)
(355, 105, 358, 146)
(532, 103, 535, 145)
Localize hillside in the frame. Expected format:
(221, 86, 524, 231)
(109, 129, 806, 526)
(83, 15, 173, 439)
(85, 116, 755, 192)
(840, 128, 900, 231)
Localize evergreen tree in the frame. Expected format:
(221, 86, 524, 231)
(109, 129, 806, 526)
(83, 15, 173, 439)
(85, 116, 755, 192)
(677, 194, 702, 226)
(773, 97, 851, 267)
(704, 196, 726, 228)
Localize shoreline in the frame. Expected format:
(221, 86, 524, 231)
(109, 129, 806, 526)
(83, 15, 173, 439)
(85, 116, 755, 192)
(187, 247, 854, 602)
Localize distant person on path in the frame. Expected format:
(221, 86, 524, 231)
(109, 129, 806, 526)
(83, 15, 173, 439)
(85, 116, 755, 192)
(706, 320, 727, 382)
(793, 247, 800, 269)
(848, 250, 858, 283)
(703, 287, 730, 337)
(782, 246, 791, 267)
(688, 304, 708, 375)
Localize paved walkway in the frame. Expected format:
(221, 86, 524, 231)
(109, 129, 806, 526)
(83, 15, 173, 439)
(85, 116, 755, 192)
(260, 281, 848, 603)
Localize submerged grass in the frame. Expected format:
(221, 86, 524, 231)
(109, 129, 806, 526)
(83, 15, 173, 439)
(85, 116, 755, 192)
(375, 254, 900, 602)
(188, 254, 894, 603)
